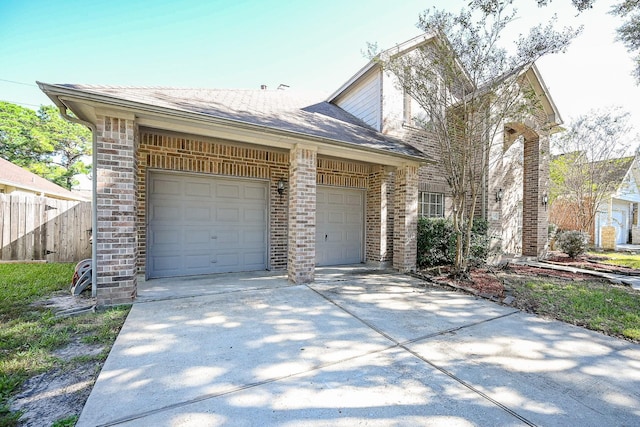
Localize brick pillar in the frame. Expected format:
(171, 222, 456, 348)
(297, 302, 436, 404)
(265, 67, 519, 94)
(95, 114, 138, 305)
(393, 164, 418, 272)
(288, 145, 317, 283)
(366, 165, 392, 265)
(522, 134, 549, 258)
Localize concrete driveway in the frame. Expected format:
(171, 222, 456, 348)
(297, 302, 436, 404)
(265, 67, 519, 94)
(78, 268, 640, 426)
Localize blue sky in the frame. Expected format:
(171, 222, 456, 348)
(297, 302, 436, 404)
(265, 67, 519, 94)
(1, 0, 639, 136)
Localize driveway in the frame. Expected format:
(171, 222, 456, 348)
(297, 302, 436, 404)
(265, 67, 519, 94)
(78, 268, 640, 426)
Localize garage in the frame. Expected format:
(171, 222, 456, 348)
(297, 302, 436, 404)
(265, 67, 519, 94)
(316, 187, 364, 266)
(147, 172, 267, 278)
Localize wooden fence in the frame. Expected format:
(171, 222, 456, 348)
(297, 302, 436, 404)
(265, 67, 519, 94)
(0, 194, 92, 262)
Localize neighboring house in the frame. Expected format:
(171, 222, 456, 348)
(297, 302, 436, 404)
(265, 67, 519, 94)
(0, 157, 86, 201)
(550, 155, 640, 249)
(594, 155, 640, 248)
(39, 33, 560, 305)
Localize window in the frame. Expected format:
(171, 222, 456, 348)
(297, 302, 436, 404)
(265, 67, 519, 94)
(419, 192, 444, 218)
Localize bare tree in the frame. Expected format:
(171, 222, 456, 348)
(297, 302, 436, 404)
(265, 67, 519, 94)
(373, 0, 578, 277)
(550, 107, 633, 235)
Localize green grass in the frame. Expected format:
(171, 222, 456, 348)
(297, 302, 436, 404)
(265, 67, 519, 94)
(588, 251, 640, 269)
(0, 263, 130, 426)
(510, 277, 640, 341)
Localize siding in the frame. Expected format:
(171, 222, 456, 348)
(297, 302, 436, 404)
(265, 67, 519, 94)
(333, 69, 382, 131)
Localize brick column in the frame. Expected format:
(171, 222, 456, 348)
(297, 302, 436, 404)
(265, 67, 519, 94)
(95, 114, 138, 305)
(288, 145, 317, 283)
(393, 164, 418, 272)
(522, 134, 549, 258)
(367, 165, 392, 265)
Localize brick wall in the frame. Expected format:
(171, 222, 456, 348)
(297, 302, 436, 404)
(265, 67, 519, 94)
(95, 115, 138, 305)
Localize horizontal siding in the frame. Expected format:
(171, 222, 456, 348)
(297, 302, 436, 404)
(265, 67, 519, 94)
(334, 70, 381, 131)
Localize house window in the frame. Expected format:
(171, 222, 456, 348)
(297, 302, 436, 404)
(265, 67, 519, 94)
(419, 192, 444, 218)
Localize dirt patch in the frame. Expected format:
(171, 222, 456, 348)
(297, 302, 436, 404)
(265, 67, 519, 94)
(11, 359, 100, 427)
(9, 293, 103, 427)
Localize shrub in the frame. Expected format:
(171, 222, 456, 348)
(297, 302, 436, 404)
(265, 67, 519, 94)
(417, 217, 490, 268)
(417, 217, 456, 267)
(556, 230, 589, 258)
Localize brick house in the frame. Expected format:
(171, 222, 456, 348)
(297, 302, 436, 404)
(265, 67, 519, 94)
(39, 33, 560, 305)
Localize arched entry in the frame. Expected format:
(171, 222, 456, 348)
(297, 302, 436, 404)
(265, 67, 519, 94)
(502, 122, 549, 258)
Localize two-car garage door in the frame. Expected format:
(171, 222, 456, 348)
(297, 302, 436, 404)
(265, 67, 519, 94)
(148, 173, 268, 278)
(147, 172, 364, 278)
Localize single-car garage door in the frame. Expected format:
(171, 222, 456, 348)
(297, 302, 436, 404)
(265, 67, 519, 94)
(316, 187, 364, 266)
(148, 172, 267, 278)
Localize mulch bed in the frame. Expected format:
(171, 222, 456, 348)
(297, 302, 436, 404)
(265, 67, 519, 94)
(416, 263, 603, 302)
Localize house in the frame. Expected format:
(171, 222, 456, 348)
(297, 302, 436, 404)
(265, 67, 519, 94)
(550, 154, 640, 249)
(38, 33, 560, 305)
(0, 157, 86, 201)
(594, 155, 640, 248)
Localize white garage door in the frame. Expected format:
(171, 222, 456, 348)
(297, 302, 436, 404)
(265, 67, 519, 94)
(148, 172, 267, 278)
(316, 187, 364, 266)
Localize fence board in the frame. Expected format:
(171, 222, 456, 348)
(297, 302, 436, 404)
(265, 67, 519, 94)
(0, 194, 91, 262)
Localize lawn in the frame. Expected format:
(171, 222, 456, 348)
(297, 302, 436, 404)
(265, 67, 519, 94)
(0, 263, 130, 426)
(590, 251, 640, 269)
(505, 274, 640, 342)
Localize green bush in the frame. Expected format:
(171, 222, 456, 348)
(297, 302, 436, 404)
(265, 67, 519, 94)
(417, 217, 490, 268)
(556, 230, 589, 258)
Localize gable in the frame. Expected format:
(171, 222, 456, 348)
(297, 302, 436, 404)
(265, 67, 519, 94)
(332, 67, 382, 131)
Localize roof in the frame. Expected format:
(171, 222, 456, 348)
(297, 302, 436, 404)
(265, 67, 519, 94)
(0, 157, 87, 201)
(597, 156, 635, 187)
(44, 84, 426, 160)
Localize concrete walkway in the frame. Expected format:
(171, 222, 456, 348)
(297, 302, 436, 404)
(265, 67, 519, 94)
(78, 269, 640, 426)
(520, 260, 640, 290)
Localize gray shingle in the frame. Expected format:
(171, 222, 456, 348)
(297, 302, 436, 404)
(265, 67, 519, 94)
(59, 85, 426, 159)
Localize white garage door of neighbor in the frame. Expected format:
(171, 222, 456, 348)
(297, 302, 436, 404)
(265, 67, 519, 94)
(316, 187, 364, 266)
(148, 173, 267, 278)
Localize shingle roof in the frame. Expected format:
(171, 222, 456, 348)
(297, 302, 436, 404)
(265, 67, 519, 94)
(0, 157, 86, 200)
(58, 85, 426, 159)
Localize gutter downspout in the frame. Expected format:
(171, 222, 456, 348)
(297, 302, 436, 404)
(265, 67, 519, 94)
(57, 103, 98, 298)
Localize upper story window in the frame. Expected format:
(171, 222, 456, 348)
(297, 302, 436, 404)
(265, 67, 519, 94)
(419, 192, 444, 218)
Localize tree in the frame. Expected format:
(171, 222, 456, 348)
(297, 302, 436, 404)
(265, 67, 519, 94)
(373, 0, 578, 277)
(0, 101, 91, 189)
(35, 106, 91, 190)
(0, 101, 48, 166)
(550, 107, 633, 235)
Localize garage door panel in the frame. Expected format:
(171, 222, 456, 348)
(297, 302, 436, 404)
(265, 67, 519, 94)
(185, 182, 212, 198)
(244, 229, 266, 244)
(151, 204, 181, 222)
(148, 173, 267, 278)
(216, 207, 241, 222)
(217, 183, 241, 198)
(244, 208, 265, 222)
(152, 179, 181, 196)
(245, 185, 267, 200)
(328, 212, 344, 223)
(185, 206, 213, 222)
(328, 193, 344, 204)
